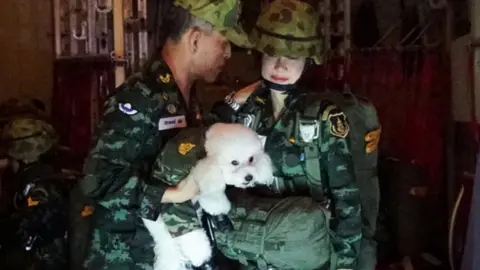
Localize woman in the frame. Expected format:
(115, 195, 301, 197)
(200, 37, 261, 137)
(211, 0, 363, 269)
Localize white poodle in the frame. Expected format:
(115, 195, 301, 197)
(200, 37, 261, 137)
(143, 123, 274, 270)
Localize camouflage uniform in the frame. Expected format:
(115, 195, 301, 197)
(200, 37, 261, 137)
(211, 1, 362, 269)
(79, 1, 251, 269)
(1, 118, 68, 270)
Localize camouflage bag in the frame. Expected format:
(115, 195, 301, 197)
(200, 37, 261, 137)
(299, 91, 381, 270)
(215, 192, 334, 270)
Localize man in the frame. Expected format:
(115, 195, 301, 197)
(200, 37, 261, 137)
(79, 1, 252, 269)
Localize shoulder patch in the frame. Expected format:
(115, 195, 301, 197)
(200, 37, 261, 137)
(321, 104, 337, 120)
(118, 103, 138, 115)
(328, 111, 350, 138)
(365, 126, 381, 153)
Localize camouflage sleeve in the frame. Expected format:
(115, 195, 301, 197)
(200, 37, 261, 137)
(321, 106, 362, 269)
(80, 88, 166, 218)
(208, 98, 237, 124)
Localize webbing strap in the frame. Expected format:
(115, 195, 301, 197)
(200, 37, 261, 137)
(304, 144, 324, 202)
(295, 96, 326, 203)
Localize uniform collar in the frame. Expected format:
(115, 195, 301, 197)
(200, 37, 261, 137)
(251, 83, 302, 108)
(141, 55, 202, 126)
(141, 55, 178, 93)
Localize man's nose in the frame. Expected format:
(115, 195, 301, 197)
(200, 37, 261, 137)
(274, 58, 286, 70)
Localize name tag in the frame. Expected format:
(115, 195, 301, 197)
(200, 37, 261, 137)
(158, 115, 187, 131)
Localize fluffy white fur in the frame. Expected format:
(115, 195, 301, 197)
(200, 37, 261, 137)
(143, 123, 274, 270)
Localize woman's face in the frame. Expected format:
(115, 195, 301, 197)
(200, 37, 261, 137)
(261, 55, 306, 85)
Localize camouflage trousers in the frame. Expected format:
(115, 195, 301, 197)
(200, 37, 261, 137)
(355, 173, 380, 270)
(356, 237, 377, 270)
(215, 192, 335, 270)
(82, 201, 202, 270)
(82, 225, 156, 270)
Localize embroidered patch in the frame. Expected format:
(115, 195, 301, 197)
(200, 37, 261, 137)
(365, 126, 381, 153)
(178, 142, 196, 155)
(158, 73, 171, 83)
(299, 121, 319, 143)
(81, 205, 95, 217)
(328, 112, 349, 138)
(27, 197, 39, 207)
(167, 104, 177, 114)
(321, 105, 337, 121)
(118, 103, 138, 115)
(158, 115, 187, 131)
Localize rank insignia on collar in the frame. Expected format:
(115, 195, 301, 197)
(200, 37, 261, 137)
(178, 142, 196, 155)
(158, 73, 171, 84)
(162, 92, 169, 101)
(255, 96, 265, 105)
(167, 104, 177, 114)
(328, 112, 349, 138)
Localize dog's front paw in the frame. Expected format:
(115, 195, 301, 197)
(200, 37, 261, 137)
(198, 194, 231, 215)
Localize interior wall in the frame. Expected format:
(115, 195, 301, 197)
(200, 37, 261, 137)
(0, 0, 54, 111)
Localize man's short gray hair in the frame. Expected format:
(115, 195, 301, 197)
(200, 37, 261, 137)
(166, 5, 214, 42)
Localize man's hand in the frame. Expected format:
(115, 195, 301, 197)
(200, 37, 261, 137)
(177, 178, 200, 199)
(161, 178, 199, 203)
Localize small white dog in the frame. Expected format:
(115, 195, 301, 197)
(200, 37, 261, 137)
(143, 123, 274, 270)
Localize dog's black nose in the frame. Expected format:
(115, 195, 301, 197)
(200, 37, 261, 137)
(244, 174, 253, 182)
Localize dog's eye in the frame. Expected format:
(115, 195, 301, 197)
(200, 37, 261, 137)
(249, 156, 254, 163)
(231, 160, 239, 166)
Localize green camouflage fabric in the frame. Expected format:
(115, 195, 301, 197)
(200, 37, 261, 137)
(216, 191, 334, 270)
(314, 91, 381, 270)
(80, 56, 203, 269)
(151, 126, 208, 186)
(250, 0, 323, 64)
(211, 87, 362, 269)
(173, 0, 253, 48)
(1, 117, 57, 163)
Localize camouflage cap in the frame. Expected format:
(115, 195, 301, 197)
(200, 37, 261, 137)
(1, 117, 58, 163)
(250, 0, 323, 64)
(173, 0, 253, 48)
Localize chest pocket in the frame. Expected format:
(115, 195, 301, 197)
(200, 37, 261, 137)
(264, 113, 306, 179)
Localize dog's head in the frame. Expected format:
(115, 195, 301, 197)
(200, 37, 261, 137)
(204, 123, 273, 188)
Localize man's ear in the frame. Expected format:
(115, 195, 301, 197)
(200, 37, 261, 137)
(186, 28, 202, 54)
